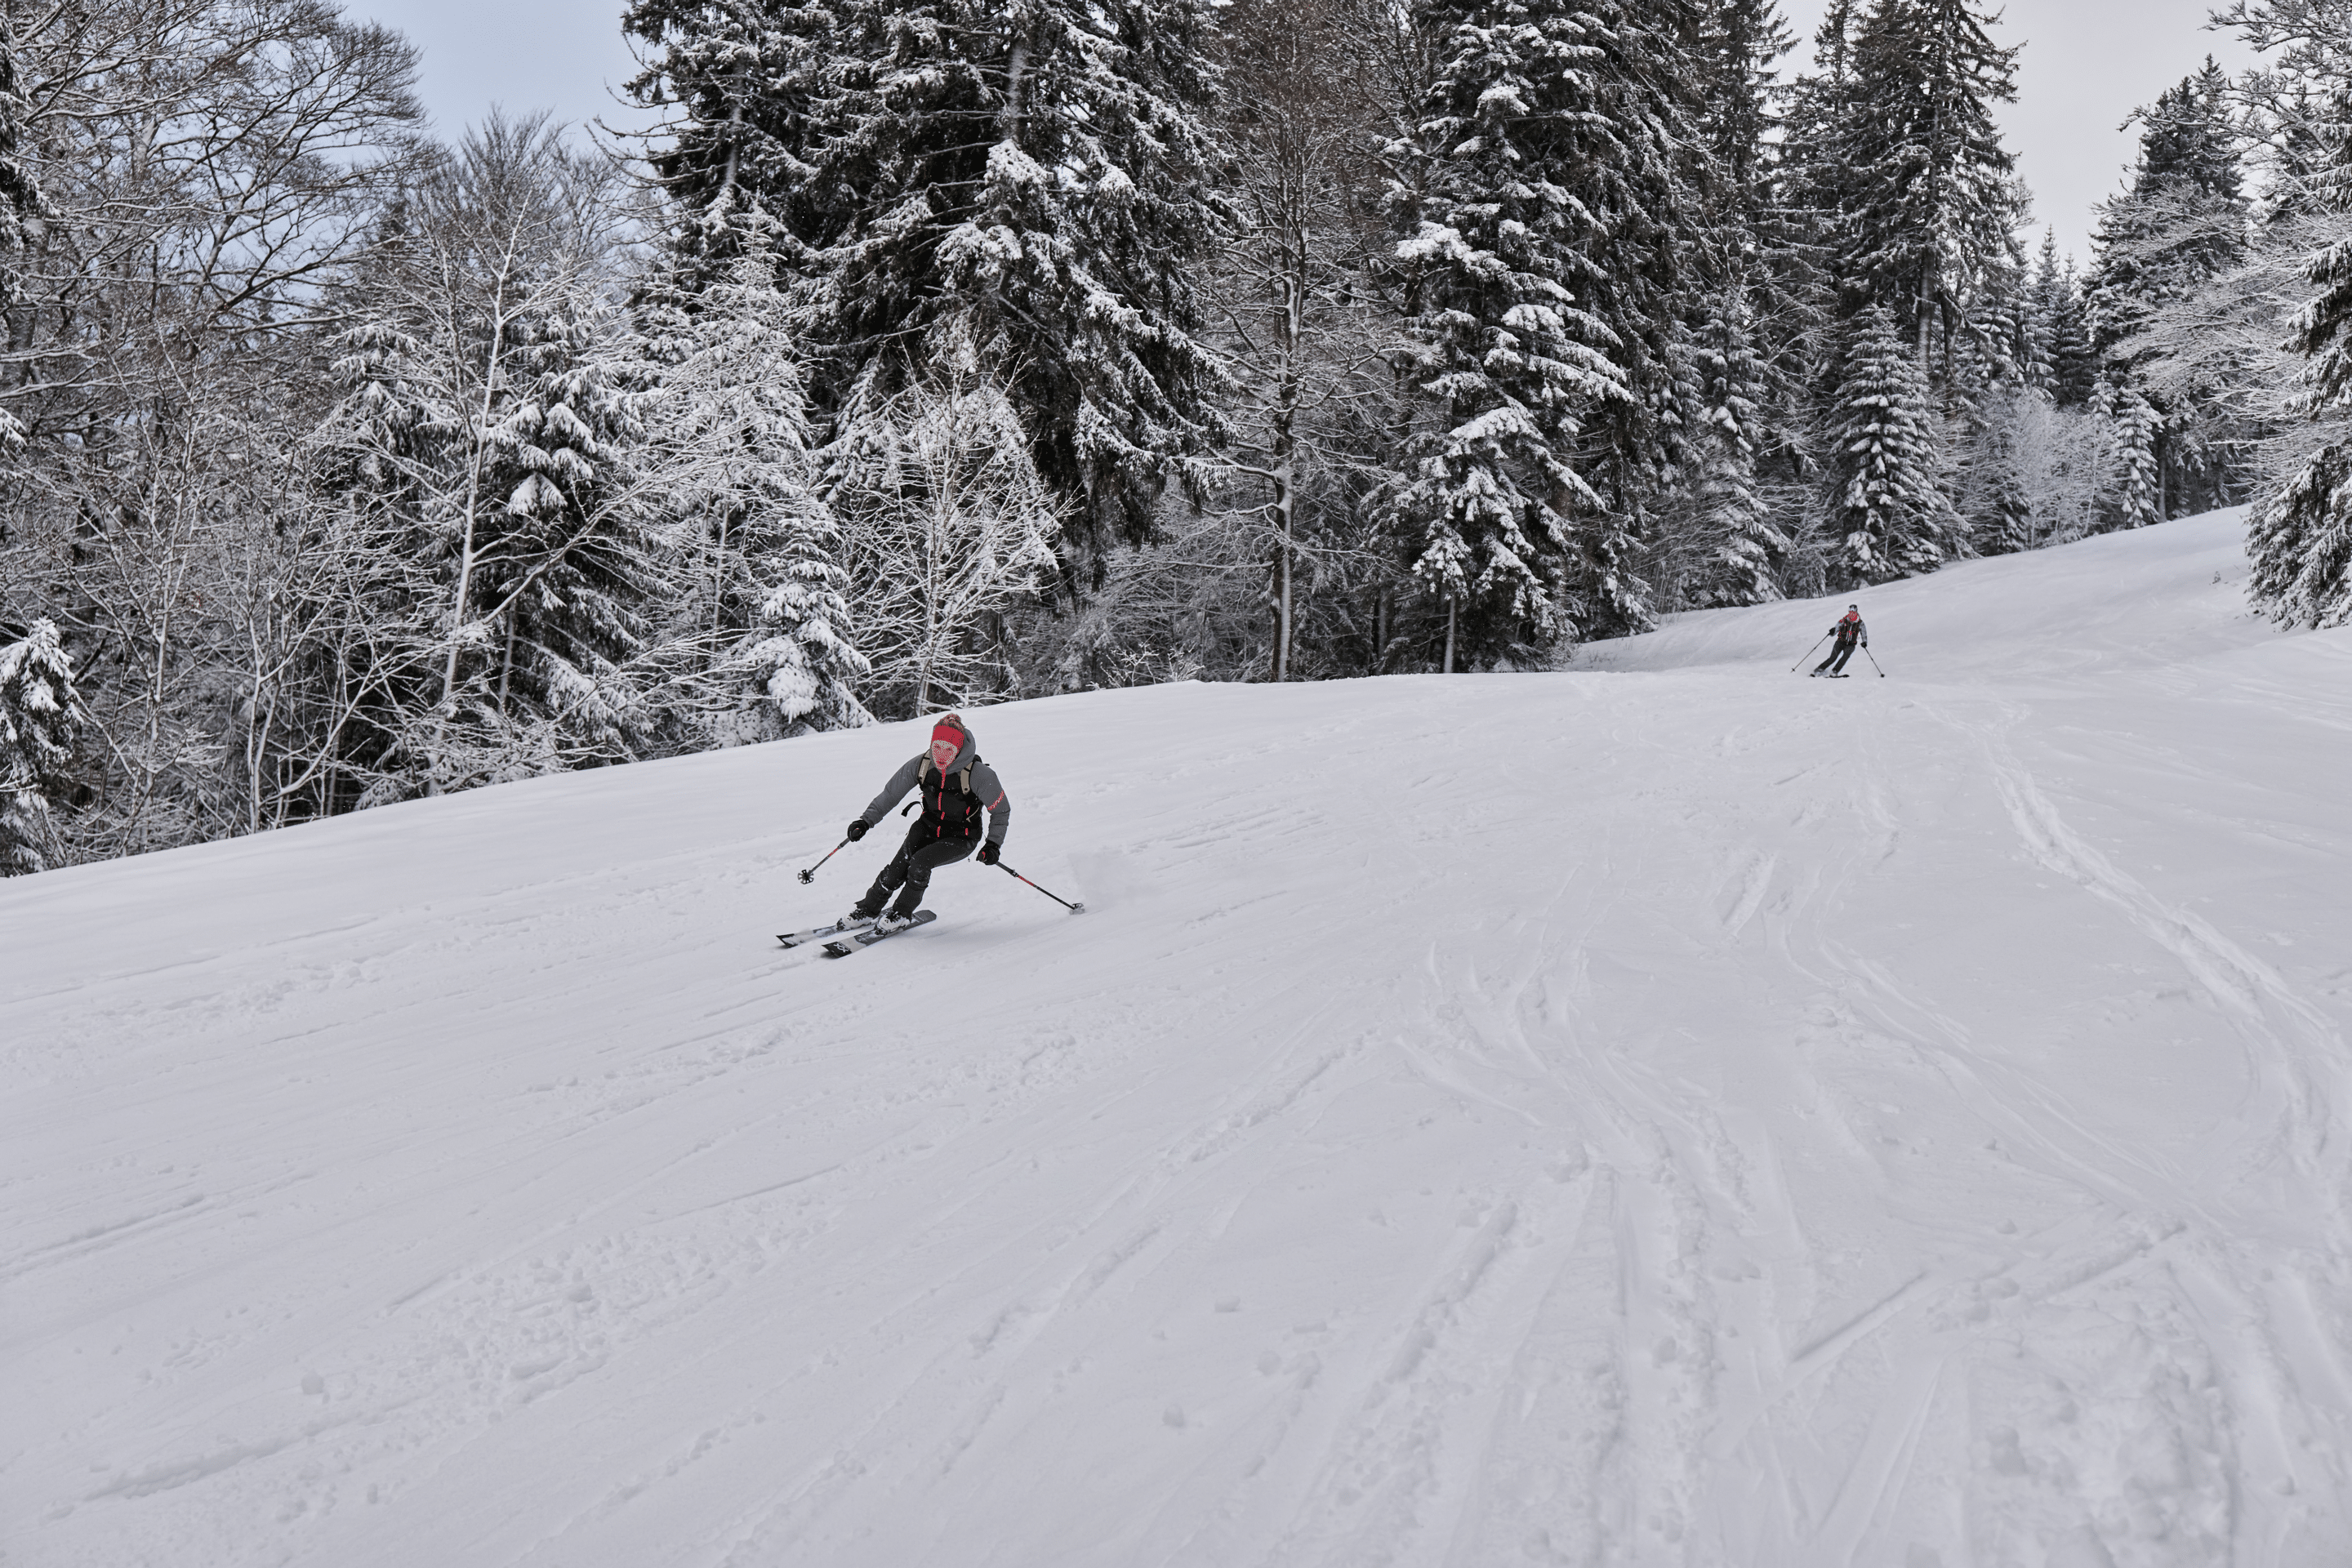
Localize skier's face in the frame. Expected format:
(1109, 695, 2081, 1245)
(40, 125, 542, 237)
(930, 736, 960, 771)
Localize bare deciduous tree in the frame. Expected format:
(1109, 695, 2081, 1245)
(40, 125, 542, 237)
(0, 0, 426, 861)
(831, 352, 1062, 718)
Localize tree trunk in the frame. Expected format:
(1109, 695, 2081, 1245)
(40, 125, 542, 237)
(428, 304, 514, 793)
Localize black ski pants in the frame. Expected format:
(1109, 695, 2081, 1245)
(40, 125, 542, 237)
(1814, 641, 1860, 675)
(857, 822, 977, 917)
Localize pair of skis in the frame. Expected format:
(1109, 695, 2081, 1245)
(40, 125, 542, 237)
(775, 911, 938, 959)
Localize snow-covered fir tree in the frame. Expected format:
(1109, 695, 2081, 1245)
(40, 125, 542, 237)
(2249, 164, 2352, 626)
(0, 619, 80, 875)
(2089, 61, 2250, 519)
(630, 0, 1234, 546)
(1777, 0, 1862, 264)
(1683, 286, 1787, 606)
(313, 116, 667, 800)
(1834, 0, 2022, 366)
(1827, 305, 1956, 581)
(1783, 0, 2024, 583)
(636, 254, 871, 742)
(1548, 0, 1710, 629)
(2104, 385, 2164, 528)
(1673, 0, 1795, 608)
(1390, 0, 1628, 666)
(1391, 0, 1709, 663)
(619, 0, 804, 289)
(2029, 231, 2098, 408)
(2091, 60, 2245, 343)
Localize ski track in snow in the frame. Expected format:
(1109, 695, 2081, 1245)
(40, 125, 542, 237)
(7, 510, 2352, 1565)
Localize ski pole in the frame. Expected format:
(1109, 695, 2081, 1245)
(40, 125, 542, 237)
(1789, 632, 1829, 673)
(796, 838, 849, 884)
(1862, 647, 1886, 679)
(999, 862, 1085, 913)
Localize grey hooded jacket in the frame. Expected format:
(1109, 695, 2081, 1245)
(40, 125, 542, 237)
(862, 721, 1010, 849)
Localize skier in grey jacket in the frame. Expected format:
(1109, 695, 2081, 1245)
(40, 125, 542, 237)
(841, 713, 1010, 932)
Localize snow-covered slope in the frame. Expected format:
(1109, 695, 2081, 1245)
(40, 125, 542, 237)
(8, 510, 2352, 1567)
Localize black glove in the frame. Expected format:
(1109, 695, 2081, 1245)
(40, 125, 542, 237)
(846, 819, 867, 842)
(978, 841, 1000, 866)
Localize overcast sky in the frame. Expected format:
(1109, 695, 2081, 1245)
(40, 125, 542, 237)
(354, 0, 2261, 267)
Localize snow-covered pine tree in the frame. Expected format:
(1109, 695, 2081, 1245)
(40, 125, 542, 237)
(636, 254, 870, 742)
(2029, 231, 2098, 408)
(313, 115, 667, 800)
(1833, 0, 2022, 371)
(1827, 304, 1956, 581)
(1391, 0, 1709, 663)
(0, 619, 80, 875)
(1684, 285, 1787, 606)
(1942, 254, 2040, 551)
(2248, 172, 2352, 626)
(620, 0, 804, 290)
(1974, 255, 2041, 389)
(631, 0, 1234, 546)
(1777, 0, 1862, 257)
(2088, 61, 2251, 519)
(2105, 384, 2163, 528)
(1790, 0, 2020, 581)
(2248, 445, 2352, 628)
(1550, 0, 1711, 633)
(1675, 0, 1794, 608)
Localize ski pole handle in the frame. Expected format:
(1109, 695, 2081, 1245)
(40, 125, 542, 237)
(999, 862, 1085, 913)
(797, 838, 849, 884)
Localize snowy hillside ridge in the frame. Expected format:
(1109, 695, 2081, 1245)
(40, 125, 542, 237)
(9, 509, 2352, 1566)
(1570, 506, 2274, 679)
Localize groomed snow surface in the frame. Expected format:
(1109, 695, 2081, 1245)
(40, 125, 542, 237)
(8, 510, 2352, 1568)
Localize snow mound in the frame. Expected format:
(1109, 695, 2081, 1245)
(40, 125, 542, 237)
(8, 510, 2352, 1566)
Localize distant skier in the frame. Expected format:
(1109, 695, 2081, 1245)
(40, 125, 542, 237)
(840, 713, 1010, 933)
(1811, 607, 1868, 677)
